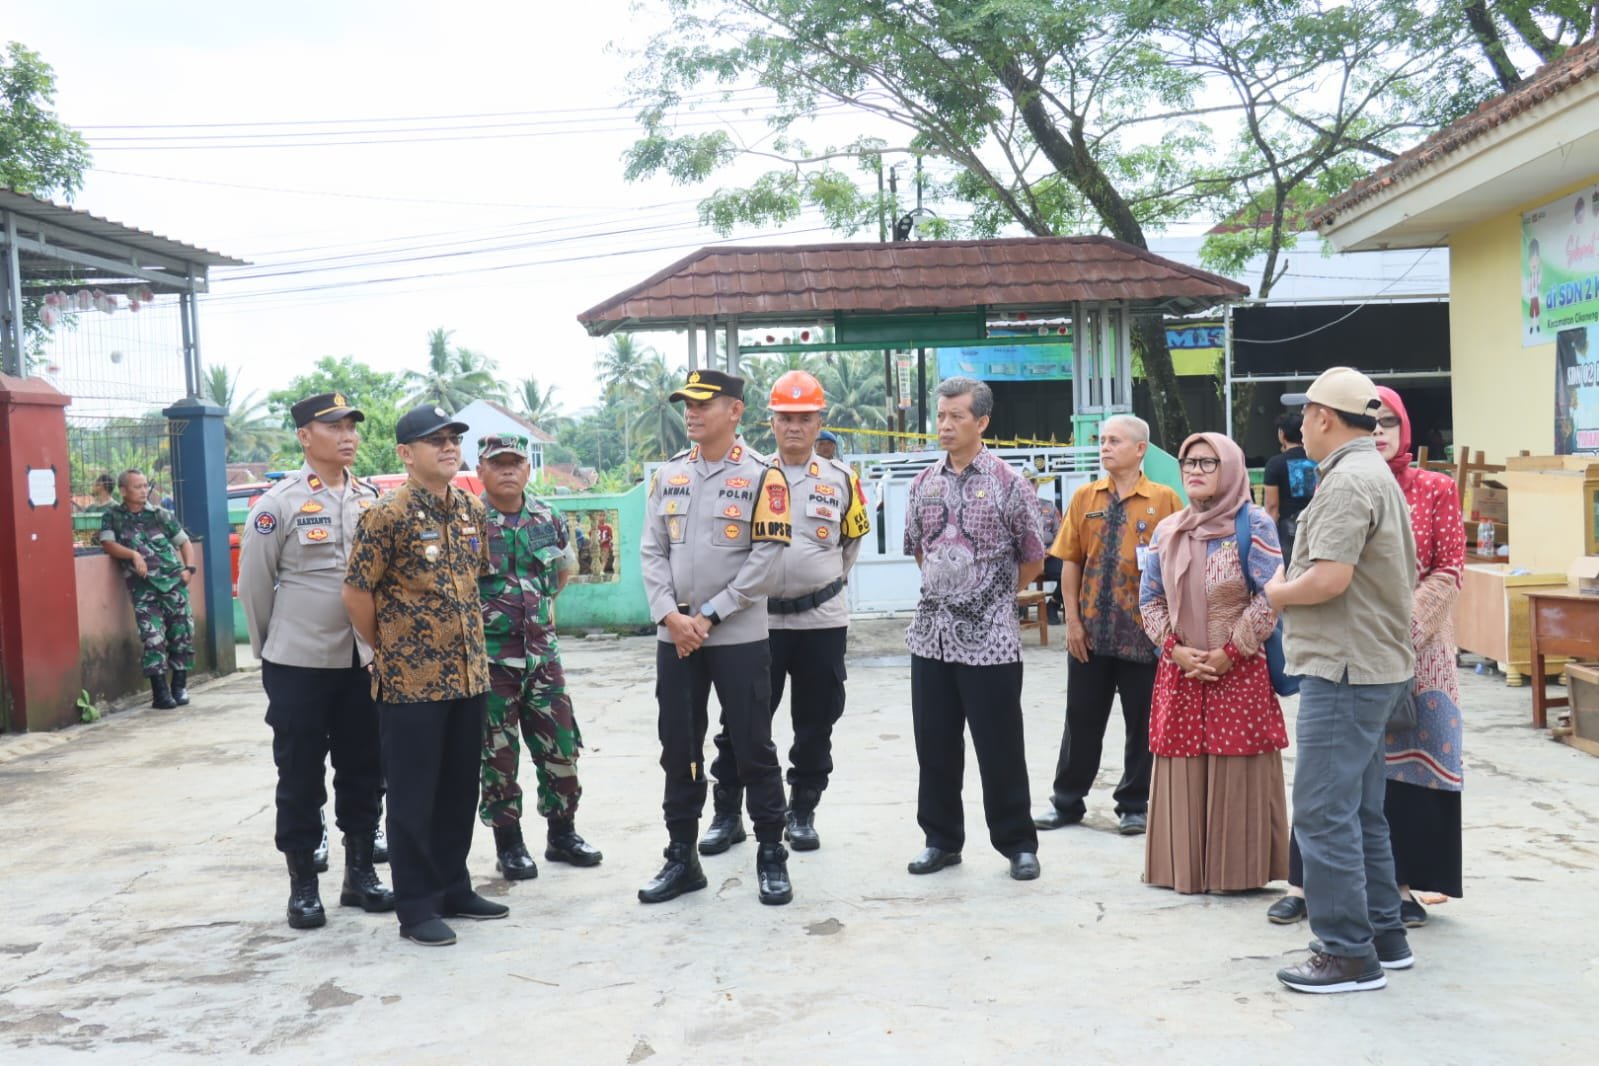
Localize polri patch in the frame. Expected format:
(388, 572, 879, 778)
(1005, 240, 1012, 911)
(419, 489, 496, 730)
(253, 511, 277, 535)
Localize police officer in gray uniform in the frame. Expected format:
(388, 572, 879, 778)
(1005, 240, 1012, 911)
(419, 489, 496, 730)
(637, 369, 794, 906)
(704, 370, 870, 853)
(239, 392, 394, 930)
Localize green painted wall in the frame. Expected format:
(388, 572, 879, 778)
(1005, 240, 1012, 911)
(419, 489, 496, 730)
(548, 484, 651, 631)
(1144, 444, 1187, 504)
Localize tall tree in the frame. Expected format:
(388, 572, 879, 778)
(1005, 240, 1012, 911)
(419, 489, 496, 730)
(405, 327, 506, 409)
(630, 355, 690, 461)
(623, 1, 1506, 444)
(201, 364, 289, 464)
(817, 351, 889, 445)
(516, 374, 564, 430)
(0, 42, 91, 200)
(595, 334, 655, 400)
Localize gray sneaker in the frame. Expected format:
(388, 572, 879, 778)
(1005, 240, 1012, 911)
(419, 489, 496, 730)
(1374, 929, 1414, 970)
(1117, 811, 1147, 836)
(1276, 951, 1386, 994)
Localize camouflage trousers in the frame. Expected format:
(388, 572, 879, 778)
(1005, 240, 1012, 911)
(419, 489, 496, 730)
(480, 660, 583, 828)
(131, 583, 194, 676)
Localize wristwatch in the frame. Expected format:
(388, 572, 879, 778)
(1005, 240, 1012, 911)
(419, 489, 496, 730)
(699, 603, 721, 626)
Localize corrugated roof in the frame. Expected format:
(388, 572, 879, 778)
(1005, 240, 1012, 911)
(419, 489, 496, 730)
(1313, 38, 1599, 230)
(0, 187, 245, 282)
(577, 236, 1248, 335)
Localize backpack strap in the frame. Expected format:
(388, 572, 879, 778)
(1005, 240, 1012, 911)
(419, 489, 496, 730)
(1235, 504, 1258, 596)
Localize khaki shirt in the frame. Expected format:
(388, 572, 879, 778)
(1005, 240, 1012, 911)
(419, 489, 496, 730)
(639, 438, 791, 647)
(239, 464, 382, 668)
(1282, 437, 1418, 685)
(345, 479, 493, 703)
(768, 453, 869, 631)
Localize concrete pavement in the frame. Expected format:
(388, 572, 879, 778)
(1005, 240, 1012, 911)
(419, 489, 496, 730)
(1, 619, 1596, 1064)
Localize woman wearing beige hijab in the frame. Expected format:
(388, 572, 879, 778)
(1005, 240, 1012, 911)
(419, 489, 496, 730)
(1139, 433, 1290, 893)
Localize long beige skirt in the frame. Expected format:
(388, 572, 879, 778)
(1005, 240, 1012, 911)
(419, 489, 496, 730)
(1144, 752, 1289, 894)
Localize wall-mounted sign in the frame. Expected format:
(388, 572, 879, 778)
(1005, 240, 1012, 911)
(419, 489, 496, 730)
(1522, 184, 1599, 345)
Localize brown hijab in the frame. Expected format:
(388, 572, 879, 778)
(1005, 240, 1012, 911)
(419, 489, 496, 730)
(1155, 432, 1251, 647)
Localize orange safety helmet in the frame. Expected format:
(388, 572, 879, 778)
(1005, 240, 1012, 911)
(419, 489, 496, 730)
(768, 369, 826, 412)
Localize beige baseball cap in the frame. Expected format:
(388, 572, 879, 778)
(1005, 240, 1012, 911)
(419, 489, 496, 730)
(1281, 367, 1381, 417)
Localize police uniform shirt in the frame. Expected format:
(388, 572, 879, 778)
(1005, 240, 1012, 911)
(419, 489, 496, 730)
(639, 438, 791, 648)
(768, 453, 870, 631)
(238, 464, 382, 668)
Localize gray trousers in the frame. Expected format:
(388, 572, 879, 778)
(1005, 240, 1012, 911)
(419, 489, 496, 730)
(1292, 675, 1408, 960)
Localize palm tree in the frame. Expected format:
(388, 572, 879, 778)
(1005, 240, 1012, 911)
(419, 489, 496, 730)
(595, 334, 654, 400)
(405, 327, 505, 410)
(201, 364, 288, 463)
(630, 355, 688, 463)
(819, 352, 890, 452)
(516, 375, 563, 431)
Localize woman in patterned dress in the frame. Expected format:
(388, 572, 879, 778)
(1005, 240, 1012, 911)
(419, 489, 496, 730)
(1140, 433, 1290, 893)
(1266, 386, 1465, 926)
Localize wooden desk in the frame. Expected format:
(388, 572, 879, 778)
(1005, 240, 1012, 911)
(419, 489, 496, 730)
(1526, 591, 1599, 729)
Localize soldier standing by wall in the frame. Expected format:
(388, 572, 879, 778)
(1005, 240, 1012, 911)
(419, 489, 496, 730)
(702, 371, 869, 854)
(474, 433, 603, 881)
(637, 369, 794, 906)
(342, 404, 508, 947)
(99, 468, 196, 709)
(238, 392, 394, 930)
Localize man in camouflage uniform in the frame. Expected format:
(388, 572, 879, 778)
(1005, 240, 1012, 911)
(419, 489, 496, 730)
(475, 433, 602, 881)
(637, 369, 794, 907)
(99, 468, 196, 709)
(343, 403, 508, 947)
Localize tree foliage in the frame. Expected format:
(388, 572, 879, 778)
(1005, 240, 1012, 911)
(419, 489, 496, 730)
(202, 364, 290, 464)
(405, 327, 507, 410)
(0, 42, 91, 200)
(268, 356, 409, 476)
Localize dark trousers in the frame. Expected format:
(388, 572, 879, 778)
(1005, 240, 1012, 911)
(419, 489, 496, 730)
(656, 640, 786, 844)
(1050, 651, 1154, 816)
(711, 626, 847, 793)
(910, 655, 1037, 857)
(379, 694, 486, 928)
(263, 657, 382, 854)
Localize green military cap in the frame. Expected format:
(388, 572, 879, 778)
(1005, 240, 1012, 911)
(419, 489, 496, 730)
(479, 433, 531, 460)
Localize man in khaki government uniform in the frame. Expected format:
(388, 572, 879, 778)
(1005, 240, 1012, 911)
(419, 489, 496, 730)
(239, 392, 394, 931)
(637, 369, 795, 906)
(703, 370, 869, 853)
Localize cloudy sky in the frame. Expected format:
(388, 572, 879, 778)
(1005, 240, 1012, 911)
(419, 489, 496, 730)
(9, 1, 854, 415)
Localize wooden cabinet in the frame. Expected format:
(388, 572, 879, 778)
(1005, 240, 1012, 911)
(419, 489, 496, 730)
(1503, 457, 1599, 574)
(1456, 563, 1572, 685)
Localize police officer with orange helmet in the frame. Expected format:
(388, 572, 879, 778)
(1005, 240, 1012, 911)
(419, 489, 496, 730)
(700, 370, 870, 854)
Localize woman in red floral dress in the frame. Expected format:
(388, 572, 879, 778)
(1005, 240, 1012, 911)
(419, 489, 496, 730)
(1140, 433, 1290, 893)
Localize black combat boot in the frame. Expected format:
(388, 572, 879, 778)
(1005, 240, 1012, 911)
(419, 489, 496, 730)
(757, 842, 793, 905)
(637, 841, 708, 904)
(545, 817, 603, 867)
(494, 823, 539, 881)
(372, 822, 389, 864)
(169, 669, 190, 706)
(149, 674, 178, 710)
(339, 833, 396, 912)
(784, 785, 821, 851)
(698, 785, 747, 855)
(313, 811, 329, 873)
(285, 850, 326, 930)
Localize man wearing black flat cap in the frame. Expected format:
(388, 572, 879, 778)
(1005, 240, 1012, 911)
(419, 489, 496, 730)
(241, 392, 393, 931)
(343, 403, 506, 946)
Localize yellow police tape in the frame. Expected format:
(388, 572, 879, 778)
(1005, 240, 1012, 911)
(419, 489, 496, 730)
(823, 424, 1074, 449)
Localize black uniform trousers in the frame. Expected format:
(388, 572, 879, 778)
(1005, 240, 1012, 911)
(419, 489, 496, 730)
(910, 655, 1037, 857)
(710, 626, 848, 794)
(1049, 651, 1155, 817)
(656, 639, 786, 844)
(379, 693, 486, 928)
(263, 655, 382, 854)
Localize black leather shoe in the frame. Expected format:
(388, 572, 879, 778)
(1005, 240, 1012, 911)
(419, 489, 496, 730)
(149, 674, 178, 710)
(638, 842, 708, 904)
(545, 822, 603, 867)
(313, 812, 329, 873)
(400, 918, 456, 946)
(907, 846, 962, 875)
(444, 893, 509, 920)
(1267, 894, 1308, 924)
(494, 824, 539, 881)
(338, 833, 396, 912)
(757, 842, 793, 905)
(1034, 804, 1085, 830)
(284, 850, 326, 930)
(169, 669, 190, 706)
(784, 786, 821, 851)
(698, 811, 747, 855)
(1009, 852, 1041, 881)
(1118, 811, 1148, 836)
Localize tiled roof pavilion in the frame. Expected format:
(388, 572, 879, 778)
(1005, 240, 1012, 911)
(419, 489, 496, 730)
(577, 236, 1248, 336)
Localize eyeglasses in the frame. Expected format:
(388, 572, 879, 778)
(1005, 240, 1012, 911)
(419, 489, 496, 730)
(415, 434, 463, 448)
(1179, 457, 1220, 473)
(1375, 416, 1401, 429)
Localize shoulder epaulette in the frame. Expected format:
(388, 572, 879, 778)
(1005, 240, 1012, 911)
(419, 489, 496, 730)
(669, 447, 691, 460)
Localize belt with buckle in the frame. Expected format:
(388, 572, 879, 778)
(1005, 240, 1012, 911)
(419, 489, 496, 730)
(768, 577, 846, 615)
